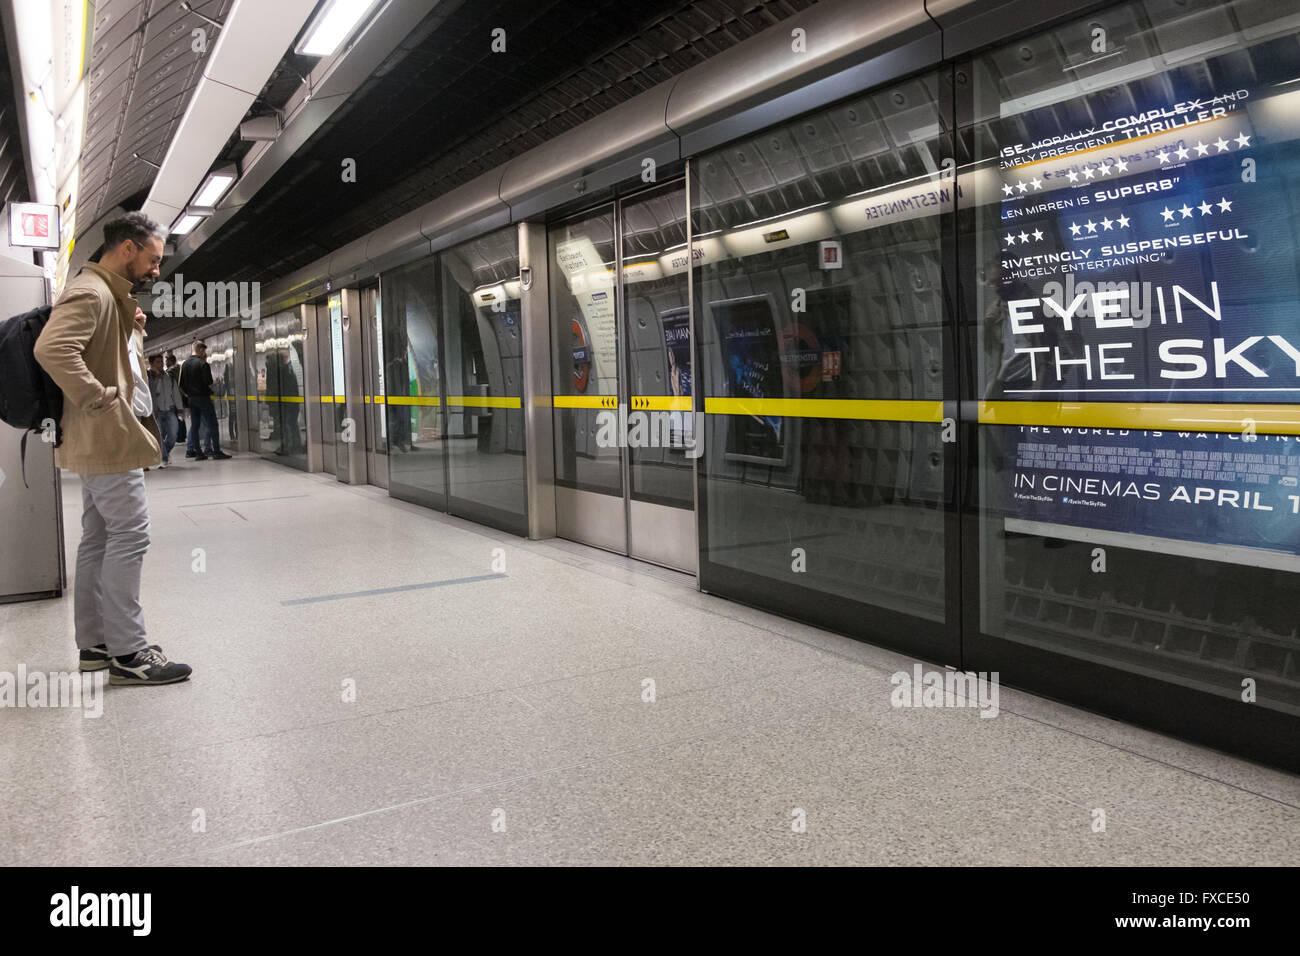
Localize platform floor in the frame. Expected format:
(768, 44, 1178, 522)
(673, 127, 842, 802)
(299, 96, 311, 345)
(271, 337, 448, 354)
(3, 454, 1298, 866)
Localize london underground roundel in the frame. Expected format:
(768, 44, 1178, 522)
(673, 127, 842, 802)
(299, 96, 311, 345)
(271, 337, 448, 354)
(571, 319, 591, 392)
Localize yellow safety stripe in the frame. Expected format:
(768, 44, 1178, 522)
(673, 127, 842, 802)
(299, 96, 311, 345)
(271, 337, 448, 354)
(552, 395, 693, 411)
(446, 395, 521, 408)
(241, 390, 1300, 437)
(705, 398, 944, 422)
(553, 395, 617, 409)
(979, 401, 1300, 436)
(386, 396, 441, 406)
(632, 396, 692, 411)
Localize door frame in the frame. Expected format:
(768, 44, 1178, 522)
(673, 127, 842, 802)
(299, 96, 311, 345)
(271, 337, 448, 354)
(547, 178, 699, 574)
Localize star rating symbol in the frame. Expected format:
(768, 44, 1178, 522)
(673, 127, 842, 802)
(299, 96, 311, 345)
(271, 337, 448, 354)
(1082, 166, 1095, 179)
(1161, 207, 1175, 222)
(1065, 169, 1079, 183)
(1175, 145, 1190, 160)
(1116, 214, 1130, 229)
(1101, 216, 1114, 230)
(1198, 201, 1213, 215)
(1099, 161, 1112, 176)
(1002, 182, 1013, 197)
(1236, 132, 1251, 148)
(1218, 197, 1233, 212)
(1018, 231, 1030, 243)
(1017, 181, 1028, 193)
(1032, 228, 1044, 241)
(1005, 233, 1017, 246)
(1069, 222, 1082, 236)
(1179, 204, 1194, 218)
(1156, 149, 1171, 164)
(1194, 141, 1209, 156)
(1214, 137, 1230, 152)
(1029, 176, 1043, 190)
(1114, 158, 1128, 173)
(1085, 219, 1098, 233)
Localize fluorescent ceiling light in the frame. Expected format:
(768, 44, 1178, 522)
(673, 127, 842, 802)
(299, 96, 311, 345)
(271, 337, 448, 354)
(193, 167, 236, 207)
(296, 0, 378, 57)
(171, 214, 204, 235)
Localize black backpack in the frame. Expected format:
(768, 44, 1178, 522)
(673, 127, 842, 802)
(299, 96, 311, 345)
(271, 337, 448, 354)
(0, 305, 63, 485)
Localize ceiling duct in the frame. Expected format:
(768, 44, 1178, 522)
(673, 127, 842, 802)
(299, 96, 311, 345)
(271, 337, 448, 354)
(138, 0, 319, 232)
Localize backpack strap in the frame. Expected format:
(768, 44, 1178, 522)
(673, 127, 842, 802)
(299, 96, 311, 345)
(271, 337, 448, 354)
(19, 430, 30, 489)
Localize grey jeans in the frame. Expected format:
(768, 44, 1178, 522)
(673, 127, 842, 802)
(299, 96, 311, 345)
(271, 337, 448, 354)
(75, 470, 150, 658)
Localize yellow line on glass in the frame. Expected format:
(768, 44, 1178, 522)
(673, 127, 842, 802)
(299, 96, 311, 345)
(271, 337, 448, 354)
(979, 401, 1300, 435)
(705, 398, 944, 421)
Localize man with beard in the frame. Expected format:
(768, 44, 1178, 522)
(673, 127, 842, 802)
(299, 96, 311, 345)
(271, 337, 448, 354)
(33, 212, 192, 685)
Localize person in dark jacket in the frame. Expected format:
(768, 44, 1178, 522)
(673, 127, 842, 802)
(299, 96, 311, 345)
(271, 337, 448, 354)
(179, 340, 231, 459)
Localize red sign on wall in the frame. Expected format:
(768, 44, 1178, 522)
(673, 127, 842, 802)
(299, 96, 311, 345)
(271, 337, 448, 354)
(9, 202, 60, 249)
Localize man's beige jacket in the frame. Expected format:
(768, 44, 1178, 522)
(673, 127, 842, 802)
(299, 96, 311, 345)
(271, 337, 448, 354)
(34, 262, 160, 474)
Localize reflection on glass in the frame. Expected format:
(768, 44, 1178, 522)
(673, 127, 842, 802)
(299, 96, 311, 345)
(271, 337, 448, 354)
(968, 0, 1300, 714)
(276, 310, 307, 470)
(365, 289, 386, 457)
(255, 314, 278, 455)
(549, 208, 622, 497)
(206, 330, 237, 446)
(441, 227, 527, 533)
(382, 259, 447, 509)
(327, 294, 350, 477)
(694, 72, 950, 622)
(622, 184, 693, 510)
(253, 311, 307, 469)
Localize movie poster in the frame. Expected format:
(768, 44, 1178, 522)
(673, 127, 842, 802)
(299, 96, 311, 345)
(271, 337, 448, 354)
(989, 77, 1300, 559)
(660, 307, 694, 448)
(710, 295, 788, 465)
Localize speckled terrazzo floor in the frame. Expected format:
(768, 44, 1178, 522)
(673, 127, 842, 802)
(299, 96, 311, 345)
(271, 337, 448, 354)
(2, 456, 1296, 866)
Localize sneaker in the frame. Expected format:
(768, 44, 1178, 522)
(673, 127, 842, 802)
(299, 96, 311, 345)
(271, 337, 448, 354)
(108, 647, 192, 685)
(80, 643, 161, 672)
(194, 453, 209, 461)
(208, 451, 232, 460)
(159, 460, 169, 469)
(185, 450, 197, 458)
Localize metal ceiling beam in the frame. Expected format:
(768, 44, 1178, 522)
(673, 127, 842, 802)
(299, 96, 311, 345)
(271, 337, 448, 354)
(160, 0, 449, 280)
(138, 0, 319, 232)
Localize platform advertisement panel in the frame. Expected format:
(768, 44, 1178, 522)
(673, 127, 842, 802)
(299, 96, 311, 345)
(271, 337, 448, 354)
(989, 75, 1300, 562)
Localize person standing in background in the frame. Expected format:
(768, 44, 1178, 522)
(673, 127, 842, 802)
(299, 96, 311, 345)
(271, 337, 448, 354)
(165, 350, 186, 446)
(179, 339, 232, 460)
(149, 352, 183, 467)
